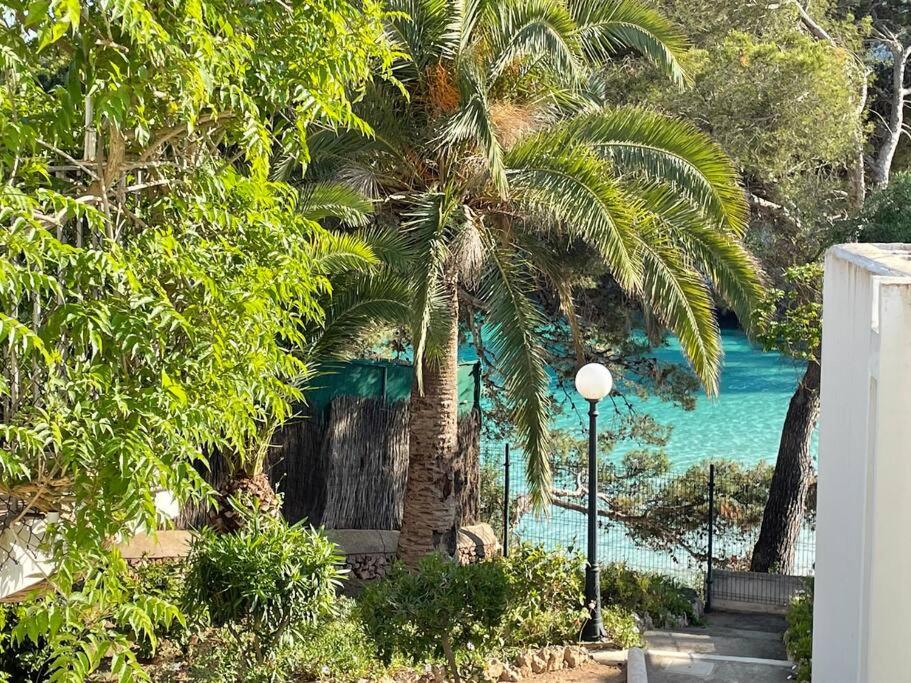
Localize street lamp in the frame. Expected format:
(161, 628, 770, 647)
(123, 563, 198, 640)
(575, 362, 613, 642)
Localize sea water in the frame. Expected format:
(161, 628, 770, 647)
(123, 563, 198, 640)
(477, 328, 818, 580)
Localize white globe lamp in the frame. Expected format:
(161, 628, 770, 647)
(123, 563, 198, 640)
(574, 362, 613, 401)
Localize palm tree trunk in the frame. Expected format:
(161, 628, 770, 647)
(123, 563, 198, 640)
(750, 360, 821, 573)
(398, 282, 460, 567)
(211, 470, 281, 533)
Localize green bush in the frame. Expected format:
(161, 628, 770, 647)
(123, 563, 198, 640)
(189, 597, 390, 683)
(0, 603, 50, 682)
(785, 580, 813, 683)
(184, 513, 345, 669)
(358, 544, 645, 677)
(285, 598, 388, 681)
(127, 559, 195, 660)
(358, 553, 510, 680)
(600, 563, 698, 627)
(853, 172, 911, 244)
(499, 544, 587, 647)
(601, 605, 642, 648)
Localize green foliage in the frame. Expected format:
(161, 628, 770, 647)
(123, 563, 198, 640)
(498, 544, 587, 647)
(785, 580, 814, 683)
(1, 0, 394, 678)
(357, 545, 645, 668)
(187, 599, 387, 683)
(1, 603, 51, 682)
(673, 32, 865, 190)
(601, 606, 643, 649)
(126, 560, 197, 660)
(184, 514, 344, 669)
(600, 563, 697, 628)
(852, 172, 911, 243)
(11, 551, 183, 683)
(598, 0, 869, 274)
(357, 554, 510, 676)
(753, 264, 823, 361)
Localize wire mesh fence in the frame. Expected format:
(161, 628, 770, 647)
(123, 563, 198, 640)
(481, 443, 816, 600)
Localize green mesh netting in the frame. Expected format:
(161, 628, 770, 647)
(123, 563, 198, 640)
(305, 360, 481, 414)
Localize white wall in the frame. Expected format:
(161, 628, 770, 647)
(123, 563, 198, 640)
(814, 244, 911, 683)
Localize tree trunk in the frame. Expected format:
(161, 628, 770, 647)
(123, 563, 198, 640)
(210, 470, 282, 533)
(871, 41, 910, 188)
(398, 282, 460, 567)
(750, 360, 821, 573)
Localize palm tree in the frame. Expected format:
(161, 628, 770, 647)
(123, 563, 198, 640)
(306, 0, 764, 564)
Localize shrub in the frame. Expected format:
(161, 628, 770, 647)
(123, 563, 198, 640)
(184, 513, 344, 669)
(358, 554, 510, 681)
(126, 559, 196, 660)
(785, 580, 813, 682)
(286, 598, 388, 681)
(189, 597, 388, 683)
(499, 543, 587, 647)
(0, 604, 50, 682)
(600, 563, 698, 627)
(601, 606, 642, 648)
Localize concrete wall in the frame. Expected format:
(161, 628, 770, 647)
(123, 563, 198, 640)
(814, 244, 911, 682)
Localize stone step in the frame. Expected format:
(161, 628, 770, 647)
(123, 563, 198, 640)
(645, 651, 793, 683)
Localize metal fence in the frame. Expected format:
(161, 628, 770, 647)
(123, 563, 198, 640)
(484, 444, 816, 608)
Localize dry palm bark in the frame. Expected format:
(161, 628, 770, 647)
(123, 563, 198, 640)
(398, 284, 461, 566)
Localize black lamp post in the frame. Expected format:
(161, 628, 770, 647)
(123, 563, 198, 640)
(574, 362, 613, 642)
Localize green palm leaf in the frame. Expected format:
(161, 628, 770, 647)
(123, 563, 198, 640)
(478, 227, 552, 505)
(633, 181, 764, 329)
(636, 230, 722, 394)
(568, 0, 689, 86)
(506, 134, 640, 290)
(404, 189, 461, 390)
(299, 182, 373, 226)
(308, 272, 412, 362)
(439, 63, 508, 196)
(561, 107, 748, 235)
(486, 0, 582, 83)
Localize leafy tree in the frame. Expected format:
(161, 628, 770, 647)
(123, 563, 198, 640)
(0, 0, 393, 678)
(850, 170, 911, 242)
(306, 0, 763, 564)
(749, 265, 822, 572)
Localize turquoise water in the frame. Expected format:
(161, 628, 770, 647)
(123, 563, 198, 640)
(479, 328, 817, 579)
(554, 328, 815, 471)
(479, 327, 815, 471)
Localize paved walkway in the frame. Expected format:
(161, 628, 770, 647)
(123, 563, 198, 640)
(643, 611, 793, 683)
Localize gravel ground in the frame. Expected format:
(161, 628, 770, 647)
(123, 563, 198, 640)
(530, 661, 625, 682)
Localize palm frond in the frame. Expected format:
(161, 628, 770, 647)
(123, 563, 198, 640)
(443, 0, 492, 58)
(562, 107, 748, 235)
(633, 181, 765, 330)
(308, 272, 412, 362)
(478, 226, 552, 507)
(299, 182, 373, 226)
(309, 230, 379, 275)
(388, 0, 452, 76)
(636, 230, 722, 394)
(404, 189, 461, 390)
(505, 134, 640, 290)
(486, 0, 583, 84)
(568, 0, 689, 86)
(520, 237, 586, 364)
(438, 63, 508, 196)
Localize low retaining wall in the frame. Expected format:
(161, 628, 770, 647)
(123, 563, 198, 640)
(117, 524, 500, 582)
(710, 569, 806, 614)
